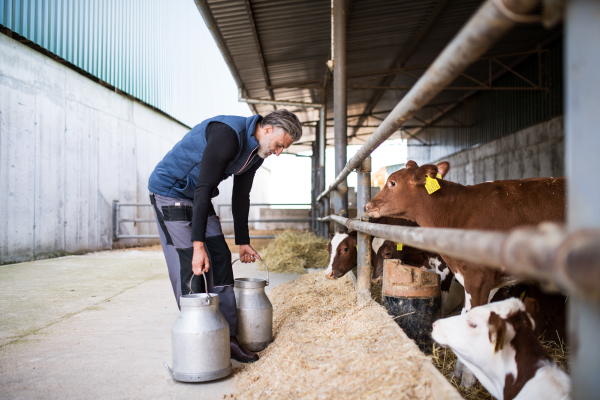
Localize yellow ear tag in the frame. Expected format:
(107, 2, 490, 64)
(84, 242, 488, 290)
(520, 290, 527, 301)
(355, 245, 358, 251)
(436, 173, 443, 180)
(396, 243, 403, 251)
(425, 174, 441, 194)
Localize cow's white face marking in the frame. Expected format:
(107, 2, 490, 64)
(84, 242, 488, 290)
(488, 287, 500, 304)
(432, 299, 525, 400)
(372, 237, 386, 254)
(326, 233, 348, 276)
(429, 257, 449, 282)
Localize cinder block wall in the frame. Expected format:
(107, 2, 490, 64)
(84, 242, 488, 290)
(436, 116, 564, 185)
(0, 34, 190, 264)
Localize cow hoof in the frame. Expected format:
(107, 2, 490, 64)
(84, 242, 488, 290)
(460, 368, 477, 389)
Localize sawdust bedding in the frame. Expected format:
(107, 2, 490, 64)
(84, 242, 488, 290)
(234, 273, 435, 400)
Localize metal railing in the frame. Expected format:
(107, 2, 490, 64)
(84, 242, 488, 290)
(315, 0, 600, 396)
(113, 201, 311, 241)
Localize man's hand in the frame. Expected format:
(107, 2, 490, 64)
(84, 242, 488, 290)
(239, 244, 262, 263)
(192, 241, 211, 275)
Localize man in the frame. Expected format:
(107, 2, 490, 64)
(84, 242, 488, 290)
(148, 110, 302, 363)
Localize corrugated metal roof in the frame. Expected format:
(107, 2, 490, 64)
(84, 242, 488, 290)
(205, 0, 561, 153)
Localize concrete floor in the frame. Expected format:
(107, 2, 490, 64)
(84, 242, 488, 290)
(0, 249, 300, 399)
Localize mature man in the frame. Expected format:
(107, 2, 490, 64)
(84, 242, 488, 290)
(148, 110, 302, 363)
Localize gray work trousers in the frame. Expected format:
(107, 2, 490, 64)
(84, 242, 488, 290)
(150, 192, 238, 336)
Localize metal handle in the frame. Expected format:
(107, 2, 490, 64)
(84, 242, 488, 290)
(232, 257, 270, 286)
(188, 272, 211, 302)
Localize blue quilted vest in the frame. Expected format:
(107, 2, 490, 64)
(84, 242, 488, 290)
(148, 115, 262, 200)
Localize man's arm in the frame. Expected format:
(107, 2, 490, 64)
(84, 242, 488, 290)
(232, 157, 264, 263)
(190, 122, 238, 274)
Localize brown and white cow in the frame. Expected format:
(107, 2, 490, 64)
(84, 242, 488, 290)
(365, 160, 565, 312)
(325, 217, 463, 315)
(490, 281, 567, 345)
(365, 160, 565, 387)
(432, 298, 571, 400)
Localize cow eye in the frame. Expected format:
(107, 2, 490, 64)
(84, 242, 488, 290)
(390, 181, 396, 187)
(342, 247, 348, 252)
(468, 321, 477, 328)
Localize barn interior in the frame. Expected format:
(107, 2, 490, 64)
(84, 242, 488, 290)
(1, 0, 599, 398)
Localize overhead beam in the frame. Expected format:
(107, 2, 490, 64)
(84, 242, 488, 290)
(244, 0, 275, 107)
(349, 0, 451, 139)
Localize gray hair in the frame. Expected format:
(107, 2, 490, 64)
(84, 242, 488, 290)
(260, 109, 303, 142)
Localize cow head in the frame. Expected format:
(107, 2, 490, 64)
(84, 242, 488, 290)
(365, 160, 450, 219)
(432, 298, 540, 399)
(325, 231, 358, 279)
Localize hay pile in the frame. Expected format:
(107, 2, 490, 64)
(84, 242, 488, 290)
(234, 273, 436, 400)
(431, 336, 570, 399)
(260, 230, 329, 274)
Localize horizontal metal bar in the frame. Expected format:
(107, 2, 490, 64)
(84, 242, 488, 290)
(316, 216, 331, 221)
(119, 219, 156, 223)
(218, 203, 311, 207)
(349, 85, 547, 91)
(239, 89, 323, 109)
(115, 203, 154, 207)
(316, 0, 540, 202)
(115, 235, 160, 239)
(220, 219, 310, 223)
(224, 235, 276, 239)
(330, 215, 600, 300)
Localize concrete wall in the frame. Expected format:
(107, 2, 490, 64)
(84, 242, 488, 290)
(435, 116, 564, 185)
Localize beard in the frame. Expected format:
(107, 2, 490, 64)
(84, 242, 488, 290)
(257, 134, 277, 159)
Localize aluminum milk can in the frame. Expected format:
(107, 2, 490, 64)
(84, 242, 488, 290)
(233, 259, 273, 352)
(164, 274, 232, 382)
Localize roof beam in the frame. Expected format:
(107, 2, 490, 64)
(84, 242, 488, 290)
(244, 0, 276, 108)
(349, 0, 451, 138)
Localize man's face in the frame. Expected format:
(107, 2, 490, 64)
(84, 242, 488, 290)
(257, 126, 294, 159)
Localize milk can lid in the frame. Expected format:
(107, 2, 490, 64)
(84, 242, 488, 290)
(234, 277, 267, 289)
(180, 293, 219, 307)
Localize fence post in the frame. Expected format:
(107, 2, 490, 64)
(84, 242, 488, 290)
(356, 157, 372, 305)
(565, 1, 600, 397)
(112, 200, 120, 241)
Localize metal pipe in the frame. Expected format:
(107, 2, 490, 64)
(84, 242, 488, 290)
(356, 157, 372, 305)
(329, 215, 600, 300)
(219, 219, 311, 223)
(311, 137, 319, 234)
(332, 0, 348, 223)
(565, 0, 600, 396)
(323, 196, 330, 238)
(317, 0, 541, 202)
(319, 94, 328, 237)
(239, 89, 323, 109)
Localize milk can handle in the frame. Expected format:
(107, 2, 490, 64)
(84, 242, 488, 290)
(231, 258, 270, 286)
(188, 272, 211, 301)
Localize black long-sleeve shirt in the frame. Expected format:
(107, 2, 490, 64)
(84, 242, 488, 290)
(191, 122, 263, 244)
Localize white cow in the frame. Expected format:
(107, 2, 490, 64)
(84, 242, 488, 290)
(432, 298, 570, 400)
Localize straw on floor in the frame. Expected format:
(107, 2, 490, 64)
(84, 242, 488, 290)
(234, 273, 435, 400)
(260, 230, 330, 274)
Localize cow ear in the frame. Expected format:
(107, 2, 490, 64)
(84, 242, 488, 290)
(488, 312, 506, 353)
(412, 164, 440, 186)
(437, 162, 450, 178)
(405, 160, 419, 170)
(329, 233, 335, 240)
(523, 298, 539, 328)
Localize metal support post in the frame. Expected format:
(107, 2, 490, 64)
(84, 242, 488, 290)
(323, 196, 330, 239)
(311, 137, 319, 234)
(112, 200, 120, 241)
(356, 157, 372, 305)
(333, 0, 348, 226)
(319, 94, 328, 237)
(565, 1, 600, 397)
